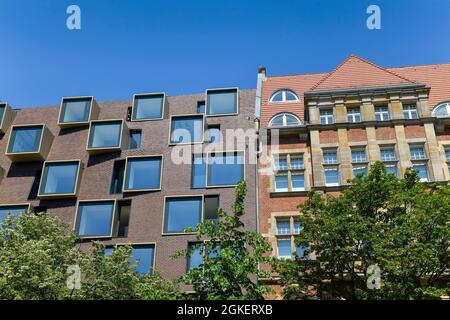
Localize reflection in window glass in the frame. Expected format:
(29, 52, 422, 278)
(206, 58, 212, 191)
(170, 116, 203, 144)
(291, 174, 305, 191)
(88, 121, 122, 149)
(132, 95, 164, 120)
(413, 163, 429, 182)
(75, 201, 115, 237)
(325, 167, 340, 186)
(277, 239, 292, 259)
(130, 245, 155, 274)
(110, 160, 125, 194)
(164, 197, 202, 233)
(40, 162, 79, 195)
(207, 152, 244, 186)
(128, 130, 141, 149)
(191, 155, 206, 189)
(124, 157, 162, 191)
(207, 89, 238, 115)
(60, 98, 91, 123)
(8, 126, 43, 153)
(274, 175, 288, 192)
(0, 205, 28, 225)
(187, 243, 203, 270)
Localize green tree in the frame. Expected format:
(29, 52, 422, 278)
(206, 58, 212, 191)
(174, 181, 273, 300)
(0, 212, 181, 300)
(275, 162, 449, 300)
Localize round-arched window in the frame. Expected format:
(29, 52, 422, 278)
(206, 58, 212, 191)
(269, 89, 299, 103)
(269, 113, 301, 127)
(432, 102, 450, 118)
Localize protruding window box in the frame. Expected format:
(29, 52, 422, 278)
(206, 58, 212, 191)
(0, 203, 32, 225)
(205, 88, 239, 116)
(58, 96, 99, 128)
(0, 103, 16, 134)
(86, 119, 128, 155)
(74, 199, 117, 239)
(37, 160, 82, 199)
(123, 155, 163, 193)
(169, 114, 204, 145)
(131, 93, 167, 121)
(6, 124, 54, 162)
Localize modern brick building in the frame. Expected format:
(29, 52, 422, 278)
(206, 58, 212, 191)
(0, 88, 257, 279)
(255, 55, 450, 292)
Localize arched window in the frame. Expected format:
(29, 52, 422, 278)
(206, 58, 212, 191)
(269, 113, 301, 127)
(432, 102, 450, 118)
(269, 89, 299, 103)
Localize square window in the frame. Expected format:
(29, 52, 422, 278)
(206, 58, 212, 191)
(353, 166, 368, 178)
(88, 120, 123, 150)
(0, 205, 29, 225)
(170, 115, 203, 144)
(351, 149, 367, 163)
(385, 164, 398, 177)
(123, 156, 162, 191)
(274, 156, 288, 170)
(8, 125, 43, 153)
(274, 175, 288, 192)
(375, 106, 390, 121)
(206, 89, 238, 115)
(323, 151, 338, 164)
(207, 152, 244, 187)
(128, 130, 142, 149)
(380, 148, 396, 161)
(276, 220, 290, 235)
(291, 174, 305, 191)
(164, 197, 202, 234)
(206, 125, 221, 143)
(197, 101, 206, 114)
(277, 239, 292, 259)
(320, 109, 334, 125)
(413, 163, 429, 182)
(191, 154, 206, 189)
(290, 156, 304, 169)
(325, 167, 340, 186)
(59, 97, 92, 124)
(347, 108, 361, 123)
(38, 161, 80, 197)
(132, 94, 164, 120)
(403, 104, 418, 120)
(130, 244, 155, 274)
(410, 146, 426, 160)
(75, 201, 115, 238)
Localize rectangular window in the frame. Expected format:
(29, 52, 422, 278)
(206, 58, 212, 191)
(323, 150, 338, 164)
(123, 156, 162, 192)
(205, 125, 221, 143)
(206, 88, 238, 115)
(197, 101, 206, 114)
(187, 243, 204, 270)
(380, 147, 396, 161)
(116, 200, 130, 237)
(410, 146, 426, 160)
(204, 195, 219, 222)
(0, 204, 29, 225)
(320, 109, 334, 125)
(324, 167, 340, 186)
(293, 220, 302, 234)
(75, 200, 115, 238)
(192, 154, 206, 189)
(413, 163, 429, 182)
(274, 155, 288, 170)
(0, 104, 5, 126)
(353, 166, 368, 178)
(403, 104, 418, 120)
(351, 149, 367, 163)
(105, 244, 155, 274)
(375, 106, 390, 121)
(385, 164, 398, 177)
(276, 220, 290, 235)
(110, 160, 125, 194)
(445, 148, 450, 162)
(7, 125, 43, 153)
(277, 239, 292, 259)
(291, 174, 305, 191)
(274, 175, 289, 192)
(170, 115, 203, 144)
(38, 161, 80, 197)
(207, 152, 244, 187)
(164, 196, 202, 234)
(347, 107, 361, 123)
(132, 93, 164, 121)
(128, 130, 142, 149)
(88, 120, 123, 150)
(290, 155, 304, 170)
(59, 97, 92, 124)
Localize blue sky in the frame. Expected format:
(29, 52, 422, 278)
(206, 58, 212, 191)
(0, 0, 449, 108)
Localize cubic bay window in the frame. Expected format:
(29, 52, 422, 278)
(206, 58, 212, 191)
(347, 107, 361, 123)
(58, 96, 98, 127)
(131, 93, 165, 121)
(320, 109, 334, 125)
(206, 88, 238, 116)
(6, 124, 54, 162)
(169, 115, 204, 144)
(87, 119, 127, 154)
(380, 146, 398, 176)
(375, 106, 390, 121)
(410, 145, 429, 182)
(38, 160, 82, 198)
(207, 151, 244, 187)
(105, 244, 155, 274)
(0, 103, 15, 134)
(273, 153, 305, 192)
(0, 204, 30, 225)
(123, 155, 163, 192)
(75, 200, 116, 238)
(403, 103, 418, 120)
(351, 148, 368, 178)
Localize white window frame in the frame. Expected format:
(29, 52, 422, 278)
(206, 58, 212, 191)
(403, 103, 418, 120)
(268, 113, 301, 127)
(320, 109, 334, 125)
(347, 107, 361, 123)
(269, 90, 299, 103)
(375, 106, 390, 121)
(432, 102, 450, 118)
(351, 149, 367, 163)
(324, 166, 340, 187)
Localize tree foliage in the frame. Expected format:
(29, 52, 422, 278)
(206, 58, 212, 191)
(275, 162, 449, 300)
(175, 181, 273, 300)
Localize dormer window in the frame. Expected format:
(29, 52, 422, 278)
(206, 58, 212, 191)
(269, 113, 301, 127)
(432, 102, 450, 118)
(269, 90, 299, 103)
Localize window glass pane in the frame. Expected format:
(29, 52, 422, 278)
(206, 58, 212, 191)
(170, 116, 203, 144)
(88, 122, 122, 148)
(124, 157, 162, 190)
(274, 156, 288, 170)
(130, 245, 155, 274)
(413, 164, 429, 182)
(0, 105, 5, 123)
(353, 166, 368, 177)
(285, 91, 298, 101)
(9, 126, 43, 153)
(325, 168, 340, 186)
(375, 107, 389, 121)
(296, 244, 309, 259)
(277, 239, 292, 259)
(403, 104, 418, 119)
(192, 155, 206, 189)
(380, 148, 396, 161)
(410, 146, 426, 160)
(204, 195, 219, 222)
(351, 150, 366, 163)
(290, 156, 304, 169)
(285, 114, 300, 125)
(110, 160, 125, 194)
(133, 95, 164, 120)
(206, 126, 220, 143)
(434, 103, 450, 117)
(164, 197, 202, 233)
(0, 205, 28, 225)
(197, 102, 206, 114)
(445, 149, 450, 162)
(276, 220, 290, 235)
(207, 90, 237, 115)
(323, 151, 338, 164)
(275, 175, 288, 192)
(60, 98, 91, 123)
(129, 130, 141, 149)
(271, 92, 283, 102)
(385, 164, 398, 176)
(270, 115, 284, 126)
(76, 201, 115, 237)
(207, 153, 244, 186)
(293, 220, 302, 234)
(117, 201, 130, 237)
(41, 162, 78, 195)
(187, 243, 203, 270)
(291, 174, 305, 191)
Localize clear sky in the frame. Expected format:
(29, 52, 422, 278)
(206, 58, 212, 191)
(0, 0, 449, 108)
